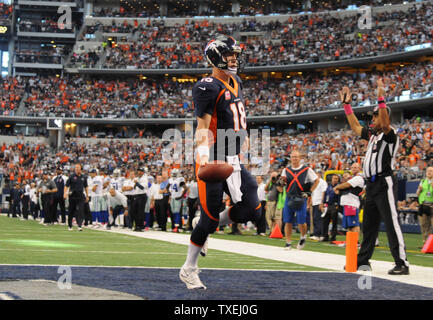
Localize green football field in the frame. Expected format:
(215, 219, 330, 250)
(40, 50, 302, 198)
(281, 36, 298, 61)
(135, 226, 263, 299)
(0, 215, 432, 270)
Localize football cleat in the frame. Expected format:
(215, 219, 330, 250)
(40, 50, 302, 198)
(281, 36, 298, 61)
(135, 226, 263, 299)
(179, 265, 207, 290)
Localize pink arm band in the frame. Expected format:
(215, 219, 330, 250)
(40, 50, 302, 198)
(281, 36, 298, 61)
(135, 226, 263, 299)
(343, 104, 353, 115)
(378, 96, 386, 108)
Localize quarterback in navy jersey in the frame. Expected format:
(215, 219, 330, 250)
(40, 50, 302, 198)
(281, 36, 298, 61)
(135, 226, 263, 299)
(192, 67, 247, 159)
(179, 35, 261, 290)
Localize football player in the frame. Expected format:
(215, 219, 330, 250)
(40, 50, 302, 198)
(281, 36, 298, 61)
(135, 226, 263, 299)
(169, 169, 188, 232)
(179, 35, 262, 290)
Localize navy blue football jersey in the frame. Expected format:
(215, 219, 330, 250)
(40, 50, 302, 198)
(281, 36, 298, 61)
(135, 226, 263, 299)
(193, 74, 247, 159)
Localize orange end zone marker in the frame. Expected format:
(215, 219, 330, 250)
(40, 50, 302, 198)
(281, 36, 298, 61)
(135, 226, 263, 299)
(269, 224, 283, 239)
(422, 234, 433, 253)
(345, 231, 358, 272)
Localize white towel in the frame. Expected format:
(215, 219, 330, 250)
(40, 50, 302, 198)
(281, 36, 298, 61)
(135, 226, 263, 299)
(226, 155, 243, 204)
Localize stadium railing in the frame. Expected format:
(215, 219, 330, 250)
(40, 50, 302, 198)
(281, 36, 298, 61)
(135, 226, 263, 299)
(4, 96, 433, 124)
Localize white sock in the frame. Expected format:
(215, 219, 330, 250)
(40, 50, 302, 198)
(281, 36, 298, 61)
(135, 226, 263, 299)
(184, 243, 202, 268)
(218, 207, 233, 226)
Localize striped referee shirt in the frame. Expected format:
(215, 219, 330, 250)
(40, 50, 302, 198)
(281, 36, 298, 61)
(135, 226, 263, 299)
(361, 126, 399, 179)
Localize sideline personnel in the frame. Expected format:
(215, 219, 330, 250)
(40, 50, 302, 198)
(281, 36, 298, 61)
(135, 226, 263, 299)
(64, 164, 89, 231)
(340, 78, 409, 275)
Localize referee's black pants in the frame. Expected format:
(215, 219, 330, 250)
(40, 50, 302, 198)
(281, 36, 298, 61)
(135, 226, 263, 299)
(68, 196, 85, 228)
(131, 194, 147, 230)
(358, 175, 409, 267)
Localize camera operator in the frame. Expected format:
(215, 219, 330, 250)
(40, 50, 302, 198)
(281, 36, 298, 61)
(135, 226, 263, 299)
(265, 171, 283, 234)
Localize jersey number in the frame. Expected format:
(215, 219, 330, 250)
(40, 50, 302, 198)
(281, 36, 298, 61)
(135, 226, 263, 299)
(230, 101, 247, 131)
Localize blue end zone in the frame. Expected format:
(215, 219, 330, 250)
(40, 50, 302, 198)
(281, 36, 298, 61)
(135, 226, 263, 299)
(0, 265, 432, 300)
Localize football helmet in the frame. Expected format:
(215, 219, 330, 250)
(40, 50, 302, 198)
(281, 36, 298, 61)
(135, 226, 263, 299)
(204, 35, 243, 74)
(172, 168, 180, 177)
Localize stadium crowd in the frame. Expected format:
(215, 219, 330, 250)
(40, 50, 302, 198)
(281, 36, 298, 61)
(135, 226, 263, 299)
(17, 17, 77, 33)
(0, 3, 12, 20)
(15, 46, 67, 65)
(89, 0, 409, 18)
(1, 118, 431, 239)
(73, 2, 433, 69)
(0, 77, 26, 116)
(16, 60, 433, 118)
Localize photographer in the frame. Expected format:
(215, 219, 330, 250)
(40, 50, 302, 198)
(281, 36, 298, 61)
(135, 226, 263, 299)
(265, 171, 283, 234)
(416, 166, 433, 244)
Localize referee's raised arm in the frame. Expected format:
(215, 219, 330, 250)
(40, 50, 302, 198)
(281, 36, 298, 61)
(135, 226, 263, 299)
(339, 86, 363, 136)
(376, 78, 391, 135)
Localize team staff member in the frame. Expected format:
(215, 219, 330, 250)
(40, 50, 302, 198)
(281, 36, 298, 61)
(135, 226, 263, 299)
(39, 172, 58, 225)
(310, 170, 327, 240)
(321, 174, 340, 242)
(121, 170, 135, 229)
(107, 186, 128, 230)
(416, 166, 433, 244)
(341, 78, 409, 275)
(333, 163, 365, 236)
(282, 150, 319, 250)
(186, 177, 199, 232)
(132, 167, 148, 231)
(255, 176, 267, 236)
(21, 180, 31, 220)
(151, 175, 164, 230)
(64, 164, 89, 231)
(159, 170, 171, 232)
(53, 167, 67, 224)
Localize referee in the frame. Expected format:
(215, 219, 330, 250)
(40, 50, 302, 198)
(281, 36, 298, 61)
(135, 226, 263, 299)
(64, 164, 89, 231)
(341, 78, 409, 275)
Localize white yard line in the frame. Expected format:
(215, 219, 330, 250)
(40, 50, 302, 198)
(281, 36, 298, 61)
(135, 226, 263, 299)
(103, 228, 433, 289)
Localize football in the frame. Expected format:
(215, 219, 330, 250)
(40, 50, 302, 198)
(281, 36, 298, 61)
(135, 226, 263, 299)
(197, 161, 234, 182)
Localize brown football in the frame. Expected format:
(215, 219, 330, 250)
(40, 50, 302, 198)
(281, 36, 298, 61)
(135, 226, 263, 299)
(197, 161, 234, 182)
